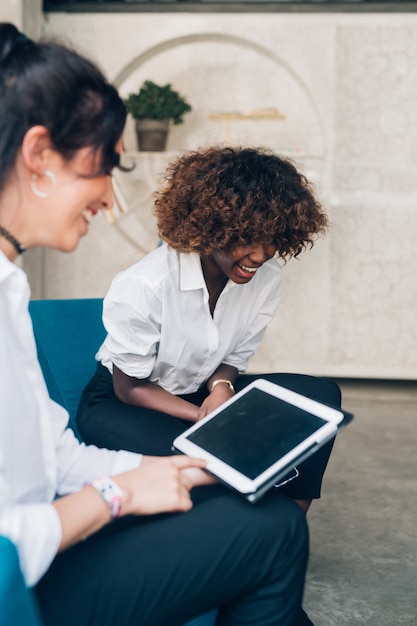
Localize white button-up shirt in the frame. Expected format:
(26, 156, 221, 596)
(0, 253, 141, 586)
(97, 243, 282, 394)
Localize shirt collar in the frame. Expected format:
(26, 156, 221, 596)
(179, 251, 206, 291)
(0, 249, 23, 283)
(178, 251, 236, 295)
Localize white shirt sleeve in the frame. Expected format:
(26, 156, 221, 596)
(50, 400, 142, 494)
(0, 257, 143, 587)
(0, 399, 141, 588)
(99, 271, 162, 379)
(0, 488, 62, 588)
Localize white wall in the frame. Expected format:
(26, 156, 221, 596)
(0, 0, 42, 37)
(25, 10, 417, 380)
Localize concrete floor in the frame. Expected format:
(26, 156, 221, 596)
(304, 379, 417, 626)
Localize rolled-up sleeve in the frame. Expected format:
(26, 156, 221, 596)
(0, 494, 62, 587)
(98, 274, 162, 379)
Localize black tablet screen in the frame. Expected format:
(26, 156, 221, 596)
(186, 388, 327, 479)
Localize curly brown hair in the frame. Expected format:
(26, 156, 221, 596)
(154, 146, 328, 260)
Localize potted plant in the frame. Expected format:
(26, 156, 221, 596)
(124, 80, 192, 151)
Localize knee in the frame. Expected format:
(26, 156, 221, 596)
(249, 494, 309, 554)
(318, 378, 342, 408)
(264, 373, 342, 408)
(292, 374, 341, 408)
(260, 497, 309, 571)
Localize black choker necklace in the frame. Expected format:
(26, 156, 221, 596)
(0, 225, 25, 255)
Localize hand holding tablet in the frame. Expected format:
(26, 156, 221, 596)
(173, 379, 353, 503)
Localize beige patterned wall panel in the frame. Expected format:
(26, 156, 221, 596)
(327, 198, 416, 378)
(334, 24, 417, 194)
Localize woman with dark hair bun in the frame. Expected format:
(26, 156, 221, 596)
(0, 23, 312, 626)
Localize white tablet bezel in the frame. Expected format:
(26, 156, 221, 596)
(173, 378, 344, 496)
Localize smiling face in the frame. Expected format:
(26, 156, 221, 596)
(0, 127, 125, 259)
(208, 242, 277, 285)
(36, 138, 123, 253)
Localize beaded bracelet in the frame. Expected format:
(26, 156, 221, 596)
(89, 477, 123, 521)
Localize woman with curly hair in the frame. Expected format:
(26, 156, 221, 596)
(77, 146, 341, 518)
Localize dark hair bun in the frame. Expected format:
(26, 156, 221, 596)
(0, 23, 33, 64)
(0, 21, 126, 191)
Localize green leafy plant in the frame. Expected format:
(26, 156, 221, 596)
(124, 80, 192, 125)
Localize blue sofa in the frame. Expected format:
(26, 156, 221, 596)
(0, 535, 43, 626)
(29, 298, 106, 439)
(0, 298, 217, 626)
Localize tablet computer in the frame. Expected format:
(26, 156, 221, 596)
(173, 378, 348, 503)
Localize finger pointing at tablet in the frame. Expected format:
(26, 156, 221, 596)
(112, 455, 208, 516)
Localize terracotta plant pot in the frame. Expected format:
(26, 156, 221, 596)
(135, 119, 170, 151)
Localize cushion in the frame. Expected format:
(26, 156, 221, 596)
(29, 298, 105, 438)
(0, 536, 43, 626)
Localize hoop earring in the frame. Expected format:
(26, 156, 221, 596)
(31, 170, 57, 199)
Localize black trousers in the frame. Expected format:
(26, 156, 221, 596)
(35, 484, 310, 626)
(77, 366, 342, 501)
(47, 367, 341, 626)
